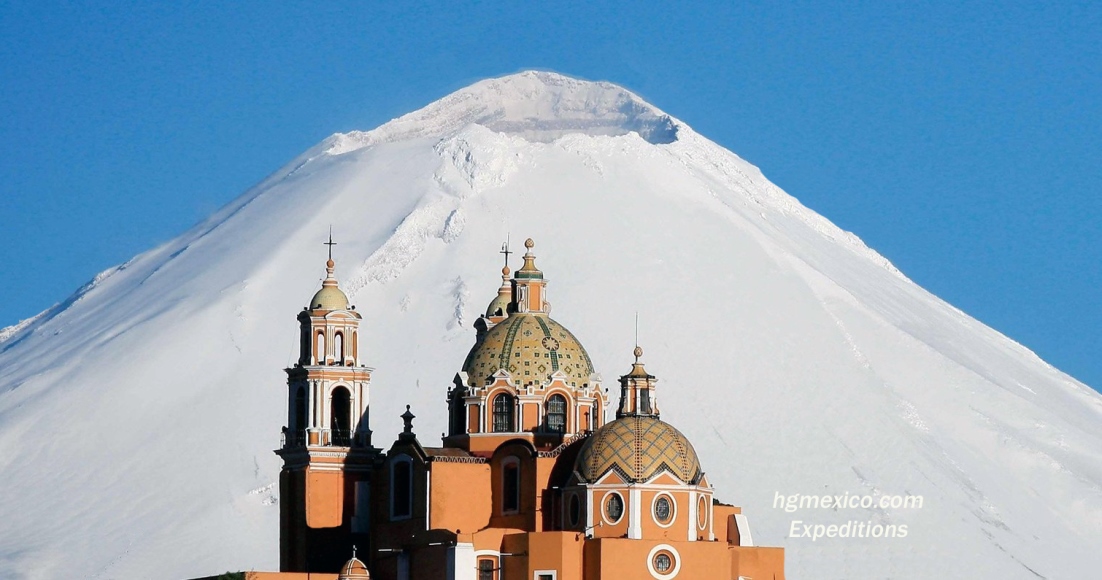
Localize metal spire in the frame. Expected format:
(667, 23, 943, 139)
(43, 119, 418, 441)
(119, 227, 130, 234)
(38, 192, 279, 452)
(634, 313, 644, 362)
(324, 226, 337, 261)
(500, 234, 512, 269)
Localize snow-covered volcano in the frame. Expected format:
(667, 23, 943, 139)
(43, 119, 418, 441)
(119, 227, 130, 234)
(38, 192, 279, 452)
(1, 71, 1099, 579)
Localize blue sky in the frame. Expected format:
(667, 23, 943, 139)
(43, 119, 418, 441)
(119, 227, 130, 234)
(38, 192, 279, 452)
(1, 2, 1098, 389)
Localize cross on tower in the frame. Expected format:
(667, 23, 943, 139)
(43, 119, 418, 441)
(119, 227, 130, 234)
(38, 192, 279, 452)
(324, 227, 337, 261)
(500, 236, 512, 269)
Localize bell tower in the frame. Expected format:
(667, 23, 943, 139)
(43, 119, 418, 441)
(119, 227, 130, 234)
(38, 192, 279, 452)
(616, 346, 661, 418)
(277, 240, 377, 573)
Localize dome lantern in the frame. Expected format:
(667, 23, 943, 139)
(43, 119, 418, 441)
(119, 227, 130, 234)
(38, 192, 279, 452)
(484, 265, 512, 321)
(309, 258, 351, 311)
(511, 238, 548, 313)
(616, 345, 660, 419)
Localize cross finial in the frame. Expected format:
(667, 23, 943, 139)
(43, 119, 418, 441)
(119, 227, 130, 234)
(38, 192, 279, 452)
(325, 226, 337, 261)
(500, 235, 512, 269)
(352, 544, 357, 559)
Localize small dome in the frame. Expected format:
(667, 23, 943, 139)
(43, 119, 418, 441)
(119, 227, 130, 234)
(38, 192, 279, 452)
(575, 416, 702, 484)
(485, 293, 511, 318)
(338, 556, 370, 579)
(462, 313, 594, 387)
(485, 266, 512, 318)
(310, 286, 350, 310)
(309, 258, 350, 310)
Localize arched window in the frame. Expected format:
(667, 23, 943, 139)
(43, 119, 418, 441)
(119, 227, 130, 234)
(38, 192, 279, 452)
(316, 332, 326, 364)
(502, 458, 520, 513)
(546, 394, 567, 433)
(293, 387, 307, 432)
(334, 332, 344, 364)
(330, 386, 351, 445)
(492, 393, 514, 432)
(391, 457, 412, 519)
(449, 392, 466, 436)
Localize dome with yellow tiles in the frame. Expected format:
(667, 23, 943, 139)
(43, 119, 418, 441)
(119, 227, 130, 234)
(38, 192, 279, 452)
(462, 313, 595, 388)
(574, 415, 702, 484)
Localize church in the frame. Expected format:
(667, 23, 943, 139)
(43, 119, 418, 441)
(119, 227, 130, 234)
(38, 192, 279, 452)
(223, 238, 784, 580)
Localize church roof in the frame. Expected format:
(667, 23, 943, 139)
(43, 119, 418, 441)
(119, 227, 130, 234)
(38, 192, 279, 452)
(462, 312, 594, 388)
(574, 415, 702, 484)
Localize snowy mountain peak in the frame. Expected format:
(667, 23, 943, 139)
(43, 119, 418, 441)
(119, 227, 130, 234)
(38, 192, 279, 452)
(0, 72, 1099, 580)
(325, 70, 679, 155)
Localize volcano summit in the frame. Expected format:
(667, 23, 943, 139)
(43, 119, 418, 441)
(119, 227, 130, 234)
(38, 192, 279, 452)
(0, 71, 1098, 579)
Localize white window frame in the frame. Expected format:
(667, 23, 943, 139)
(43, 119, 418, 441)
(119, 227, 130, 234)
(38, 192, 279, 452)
(602, 490, 625, 525)
(651, 491, 677, 528)
(646, 544, 681, 580)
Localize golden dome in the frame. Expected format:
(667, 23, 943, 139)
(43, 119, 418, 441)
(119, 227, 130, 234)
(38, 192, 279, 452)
(309, 258, 350, 310)
(462, 313, 594, 387)
(310, 286, 350, 310)
(575, 416, 702, 484)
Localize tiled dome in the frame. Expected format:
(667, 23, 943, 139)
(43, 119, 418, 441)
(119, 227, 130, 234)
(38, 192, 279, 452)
(338, 556, 370, 579)
(575, 416, 702, 484)
(462, 313, 594, 388)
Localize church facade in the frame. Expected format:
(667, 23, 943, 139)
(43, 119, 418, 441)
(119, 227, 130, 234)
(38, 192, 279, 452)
(270, 239, 784, 580)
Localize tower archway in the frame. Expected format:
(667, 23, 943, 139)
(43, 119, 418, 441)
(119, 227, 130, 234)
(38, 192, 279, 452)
(330, 386, 351, 445)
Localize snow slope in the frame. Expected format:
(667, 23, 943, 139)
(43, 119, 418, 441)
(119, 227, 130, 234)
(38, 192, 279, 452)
(1, 71, 1099, 579)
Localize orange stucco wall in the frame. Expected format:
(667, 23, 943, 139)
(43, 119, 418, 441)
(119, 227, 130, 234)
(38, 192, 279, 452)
(501, 531, 585, 579)
(306, 469, 344, 528)
(429, 461, 492, 533)
(730, 546, 786, 580)
(582, 537, 784, 580)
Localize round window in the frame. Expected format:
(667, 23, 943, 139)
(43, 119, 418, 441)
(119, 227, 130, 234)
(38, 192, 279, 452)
(568, 493, 580, 527)
(605, 492, 624, 523)
(655, 496, 672, 523)
(647, 544, 680, 579)
(654, 552, 673, 572)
